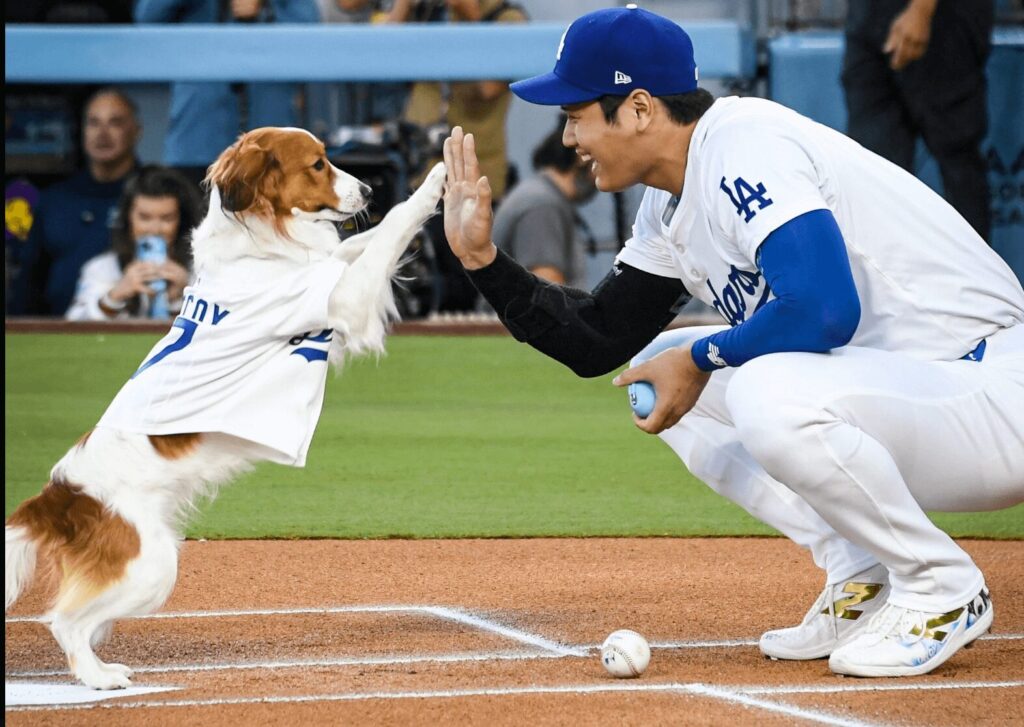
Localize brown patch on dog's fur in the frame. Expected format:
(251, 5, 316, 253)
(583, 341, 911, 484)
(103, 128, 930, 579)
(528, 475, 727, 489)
(75, 429, 94, 448)
(6, 480, 141, 613)
(148, 433, 203, 460)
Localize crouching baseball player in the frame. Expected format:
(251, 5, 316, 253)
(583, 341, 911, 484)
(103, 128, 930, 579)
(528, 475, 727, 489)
(441, 6, 1024, 677)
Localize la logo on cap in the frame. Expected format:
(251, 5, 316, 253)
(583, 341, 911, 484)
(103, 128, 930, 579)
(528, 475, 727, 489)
(556, 22, 571, 60)
(614, 70, 632, 85)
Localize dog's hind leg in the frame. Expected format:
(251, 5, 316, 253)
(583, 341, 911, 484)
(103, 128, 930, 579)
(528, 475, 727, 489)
(51, 531, 179, 689)
(89, 620, 114, 648)
(51, 608, 132, 689)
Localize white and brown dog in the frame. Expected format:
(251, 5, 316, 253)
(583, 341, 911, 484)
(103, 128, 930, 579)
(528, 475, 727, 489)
(5, 127, 446, 689)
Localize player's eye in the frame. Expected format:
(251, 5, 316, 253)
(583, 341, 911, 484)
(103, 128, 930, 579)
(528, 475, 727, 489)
(313, 159, 325, 171)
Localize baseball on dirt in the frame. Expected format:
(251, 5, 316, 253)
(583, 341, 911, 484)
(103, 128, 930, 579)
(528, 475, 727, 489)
(601, 629, 651, 678)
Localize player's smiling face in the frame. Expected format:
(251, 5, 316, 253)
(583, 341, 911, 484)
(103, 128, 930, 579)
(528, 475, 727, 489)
(561, 100, 646, 193)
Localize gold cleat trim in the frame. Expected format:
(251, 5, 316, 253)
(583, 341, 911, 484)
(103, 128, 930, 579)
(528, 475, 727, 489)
(822, 582, 884, 621)
(909, 608, 965, 642)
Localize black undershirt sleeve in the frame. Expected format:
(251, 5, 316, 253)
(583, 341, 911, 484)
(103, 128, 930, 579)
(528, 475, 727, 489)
(466, 248, 691, 378)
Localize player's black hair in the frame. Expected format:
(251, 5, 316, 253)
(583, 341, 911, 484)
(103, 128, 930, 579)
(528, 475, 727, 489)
(598, 88, 715, 126)
(531, 114, 578, 172)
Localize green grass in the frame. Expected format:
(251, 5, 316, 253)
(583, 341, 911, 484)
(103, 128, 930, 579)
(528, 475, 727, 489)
(6, 333, 1022, 539)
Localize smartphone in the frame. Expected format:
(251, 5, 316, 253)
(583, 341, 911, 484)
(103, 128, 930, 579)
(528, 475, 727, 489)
(135, 236, 169, 318)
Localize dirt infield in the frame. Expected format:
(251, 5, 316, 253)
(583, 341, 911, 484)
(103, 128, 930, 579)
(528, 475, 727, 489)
(5, 538, 1023, 726)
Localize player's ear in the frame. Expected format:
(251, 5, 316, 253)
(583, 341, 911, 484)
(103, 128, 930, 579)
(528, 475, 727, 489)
(631, 90, 655, 132)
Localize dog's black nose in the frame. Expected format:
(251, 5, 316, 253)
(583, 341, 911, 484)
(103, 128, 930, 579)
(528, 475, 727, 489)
(359, 183, 372, 202)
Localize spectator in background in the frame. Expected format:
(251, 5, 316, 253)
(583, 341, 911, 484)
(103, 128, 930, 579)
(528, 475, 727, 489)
(309, 0, 413, 133)
(66, 165, 202, 321)
(493, 116, 597, 288)
(842, 0, 994, 242)
(402, 0, 527, 311)
(134, 0, 320, 184)
(402, 0, 527, 203)
(11, 88, 141, 316)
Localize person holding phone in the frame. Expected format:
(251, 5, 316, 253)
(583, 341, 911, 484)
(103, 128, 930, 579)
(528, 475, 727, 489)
(66, 166, 203, 321)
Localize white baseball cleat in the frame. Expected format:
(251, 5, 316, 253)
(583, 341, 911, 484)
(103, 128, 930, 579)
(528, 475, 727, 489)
(759, 563, 889, 660)
(828, 586, 993, 677)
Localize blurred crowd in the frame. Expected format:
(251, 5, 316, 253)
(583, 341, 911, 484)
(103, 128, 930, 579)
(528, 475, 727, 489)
(5, 0, 531, 320)
(4, 0, 1008, 321)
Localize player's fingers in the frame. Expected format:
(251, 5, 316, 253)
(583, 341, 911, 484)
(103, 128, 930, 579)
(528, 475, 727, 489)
(450, 126, 465, 181)
(639, 402, 680, 435)
(465, 133, 482, 182)
(476, 175, 492, 209)
(443, 136, 456, 184)
(633, 412, 662, 434)
(612, 366, 643, 387)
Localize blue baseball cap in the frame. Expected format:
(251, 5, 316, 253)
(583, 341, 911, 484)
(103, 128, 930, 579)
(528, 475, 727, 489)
(510, 5, 699, 106)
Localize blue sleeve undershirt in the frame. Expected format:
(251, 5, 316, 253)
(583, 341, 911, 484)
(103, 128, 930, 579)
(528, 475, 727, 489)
(690, 209, 861, 371)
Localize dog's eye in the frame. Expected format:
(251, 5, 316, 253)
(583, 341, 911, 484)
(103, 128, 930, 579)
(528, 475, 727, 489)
(313, 159, 325, 172)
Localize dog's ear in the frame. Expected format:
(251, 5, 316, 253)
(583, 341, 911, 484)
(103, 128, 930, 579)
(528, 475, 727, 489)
(205, 137, 277, 213)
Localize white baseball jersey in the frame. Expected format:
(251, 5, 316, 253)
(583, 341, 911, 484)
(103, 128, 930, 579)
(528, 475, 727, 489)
(620, 97, 1024, 613)
(98, 257, 347, 466)
(617, 96, 1024, 361)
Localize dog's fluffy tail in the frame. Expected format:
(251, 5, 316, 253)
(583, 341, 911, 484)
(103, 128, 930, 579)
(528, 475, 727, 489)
(5, 524, 38, 611)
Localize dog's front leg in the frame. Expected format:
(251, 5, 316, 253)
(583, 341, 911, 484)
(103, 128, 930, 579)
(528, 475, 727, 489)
(327, 162, 446, 350)
(331, 161, 445, 268)
(332, 233, 373, 264)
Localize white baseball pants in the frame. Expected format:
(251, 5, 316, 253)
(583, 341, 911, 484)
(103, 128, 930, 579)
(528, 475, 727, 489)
(634, 323, 1024, 612)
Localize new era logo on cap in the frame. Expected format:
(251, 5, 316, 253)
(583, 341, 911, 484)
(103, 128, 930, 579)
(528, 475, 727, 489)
(510, 6, 699, 106)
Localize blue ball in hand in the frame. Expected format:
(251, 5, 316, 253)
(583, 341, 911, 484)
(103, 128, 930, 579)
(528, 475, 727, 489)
(628, 381, 656, 418)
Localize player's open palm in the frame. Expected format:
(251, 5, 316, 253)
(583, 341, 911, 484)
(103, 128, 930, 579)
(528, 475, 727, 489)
(443, 126, 496, 269)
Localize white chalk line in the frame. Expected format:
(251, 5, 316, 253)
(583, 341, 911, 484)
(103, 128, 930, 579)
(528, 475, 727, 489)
(421, 606, 586, 657)
(0, 681, 878, 725)
(5, 604, 581, 657)
(6, 604, 446, 623)
(688, 683, 883, 727)
(12, 680, 1018, 724)
(6, 649, 564, 678)
(9, 608, 1022, 648)
(738, 680, 1024, 695)
(7, 608, 1022, 725)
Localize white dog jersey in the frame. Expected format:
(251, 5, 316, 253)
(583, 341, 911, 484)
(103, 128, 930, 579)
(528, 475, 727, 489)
(98, 257, 348, 466)
(617, 97, 1024, 361)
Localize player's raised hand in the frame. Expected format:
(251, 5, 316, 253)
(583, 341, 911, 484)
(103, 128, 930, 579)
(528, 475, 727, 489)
(443, 127, 497, 269)
(613, 345, 711, 434)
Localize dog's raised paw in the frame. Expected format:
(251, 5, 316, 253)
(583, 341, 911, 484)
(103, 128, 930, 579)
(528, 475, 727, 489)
(420, 162, 447, 200)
